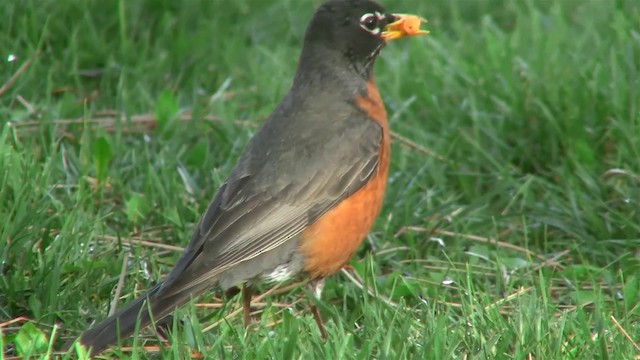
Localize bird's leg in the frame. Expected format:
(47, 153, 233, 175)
(308, 278, 327, 339)
(242, 284, 252, 327)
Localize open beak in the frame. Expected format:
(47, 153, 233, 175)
(381, 14, 429, 41)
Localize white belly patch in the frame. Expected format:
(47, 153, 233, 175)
(262, 264, 296, 283)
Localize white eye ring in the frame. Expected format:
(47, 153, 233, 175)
(359, 11, 385, 35)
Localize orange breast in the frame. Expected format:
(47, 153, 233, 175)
(299, 79, 390, 279)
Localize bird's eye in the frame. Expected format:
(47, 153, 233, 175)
(359, 13, 380, 34)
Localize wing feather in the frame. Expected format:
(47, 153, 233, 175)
(161, 100, 382, 294)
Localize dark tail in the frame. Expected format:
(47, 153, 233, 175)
(65, 282, 199, 356)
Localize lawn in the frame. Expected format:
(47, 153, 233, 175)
(1, 0, 639, 358)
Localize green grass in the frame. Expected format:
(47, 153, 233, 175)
(1, 0, 639, 358)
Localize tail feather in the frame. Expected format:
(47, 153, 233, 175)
(65, 283, 198, 356)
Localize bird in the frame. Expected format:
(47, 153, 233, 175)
(66, 0, 427, 355)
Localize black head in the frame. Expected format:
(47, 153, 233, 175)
(295, 0, 400, 84)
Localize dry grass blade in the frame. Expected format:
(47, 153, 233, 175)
(600, 168, 640, 182)
(390, 131, 445, 161)
(484, 286, 534, 312)
(96, 234, 185, 252)
(340, 267, 398, 308)
(253, 281, 304, 296)
(0, 316, 32, 328)
(262, 299, 306, 327)
(374, 245, 411, 256)
(115, 345, 204, 359)
(10, 112, 227, 134)
(0, 50, 41, 97)
(403, 226, 565, 269)
(15, 95, 36, 115)
(11, 112, 443, 159)
(109, 252, 130, 316)
(202, 282, 289, 332)
(526, 249, 570, 274)
(195, 301, 296, 309)
(609, 315, 640, 353)
(117, 345, 163, 354)
(414, 263, 495, 277)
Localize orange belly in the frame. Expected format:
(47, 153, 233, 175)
(299, 79, 389, 278)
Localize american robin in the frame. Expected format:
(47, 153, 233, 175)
(68, 0, 427, 355)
